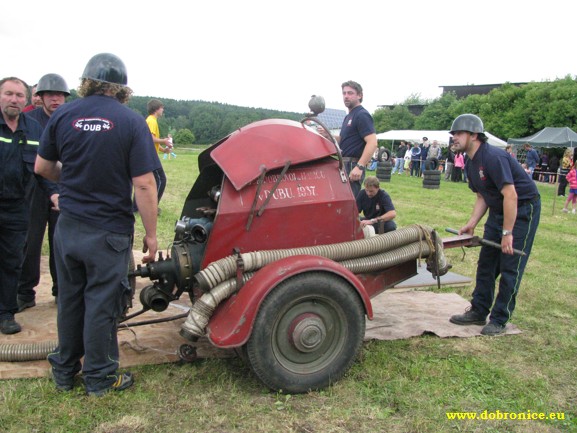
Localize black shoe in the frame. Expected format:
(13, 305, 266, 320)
(0, 317, 22, 335)
(449, 307, 487, 326)
(87, 372, 134, 397)
(53, 376, 74, 392)
(481, 322, 506, 336)
(17, 298, 36, 313)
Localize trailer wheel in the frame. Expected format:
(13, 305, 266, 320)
(246, 272, 365, 393)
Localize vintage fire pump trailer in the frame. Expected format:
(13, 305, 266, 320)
(130, 115, 455, 394)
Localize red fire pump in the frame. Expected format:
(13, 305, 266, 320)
(130, 110, 453, 393)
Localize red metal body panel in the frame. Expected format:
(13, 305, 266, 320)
(210, 119, 336, 191)
(207, 255, 373, 348)
(201, 158, 363, 267)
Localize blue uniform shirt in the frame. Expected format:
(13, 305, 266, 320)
(339, 105, 375, 158)
(0, 114, 43, 199)
(38, 95, 161, 234)
(466, 142, 539, 212)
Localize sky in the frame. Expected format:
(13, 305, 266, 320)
(2, 0, 574, 114)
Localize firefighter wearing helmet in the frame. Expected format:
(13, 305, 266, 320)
(35, 53, 161, 396)
(448, 113, 541, 336)
(17, 74, 69, 315)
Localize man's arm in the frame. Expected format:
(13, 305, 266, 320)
(459, 193, 488, 235)
(34, 155, 62, 182)
(358, 133, 378, 166)
(500, 184, 518, 255)
(133, 172, 158, 263)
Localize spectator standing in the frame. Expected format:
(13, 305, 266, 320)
(444, 144, 455, 181)
(18, 74, 68, 311)
(561, 164, 577, 214)
(523, 143, 539, 177)
(145, 99, 169, 210)
(419, 137, 429, 176)
(410, 142, 421, 177)
(426, 140, 441, 170)
(452, 151, 464, 182)
(0, 77, 44, 335)
(356, 176, 397, 234)
(35, 53, 160, 396)
(448, 114, 540, 336)
(392, 140, 407, 174)
(557, 148, 573, 196)
(538, 152, 549, 182)
(548, 153, 559, 184)
(403, 143, 412, 174)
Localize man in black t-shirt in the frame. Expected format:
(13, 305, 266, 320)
(356, 176, 397, 234)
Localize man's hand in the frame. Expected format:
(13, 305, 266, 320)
(142, 234, 158, 263)
(50, 194, 60, 211)
(349, 165, 363, 181)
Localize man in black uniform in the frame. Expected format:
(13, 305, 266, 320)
(35, 54, 160, 395)
(0, 77, 44, 334)
(18, 73, 68, 311)
(448, 114, 540, 336)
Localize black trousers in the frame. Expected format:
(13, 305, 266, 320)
(18, 179, 59, 301)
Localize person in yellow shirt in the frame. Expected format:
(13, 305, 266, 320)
(139, 99, 169, 214)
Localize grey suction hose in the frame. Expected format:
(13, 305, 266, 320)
(182, 225, 448, 338)
(0, 340, 58, 362)
(195, 224, 436, 292)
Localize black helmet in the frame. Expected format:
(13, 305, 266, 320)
(36, 73, 70, 96)
(450, 114, 484, 135)
(81, 53, 127, 85)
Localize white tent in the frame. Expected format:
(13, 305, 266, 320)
(376, 129, 507, 148)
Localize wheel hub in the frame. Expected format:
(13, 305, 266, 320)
(288, 313, 326, 352)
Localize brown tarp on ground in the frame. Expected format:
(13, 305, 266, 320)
(0, 255, 520, 380)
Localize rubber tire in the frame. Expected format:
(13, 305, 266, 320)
(423, 179, 441, 186)
(422, 169, 441, 177)
(376, 161, 392, 169)
(246, 272, 365, 393)
(423, 184, 440, 189)
(423, 158, 439, 171)
(378, 148, 391, 162)
(376, 168, 392, 176)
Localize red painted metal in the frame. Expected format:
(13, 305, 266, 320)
(207, 255, 373, 348)
(210, 119, 336, 191)
(201, 157, 362, 267)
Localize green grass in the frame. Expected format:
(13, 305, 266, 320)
(3, 154, 576, 433)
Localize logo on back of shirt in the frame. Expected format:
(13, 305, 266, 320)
(73, 118, 114, 132)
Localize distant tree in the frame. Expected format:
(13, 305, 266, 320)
(373, 105, 415, 132)
(174, 128, 195, 145)
(414, 93, 458, 130)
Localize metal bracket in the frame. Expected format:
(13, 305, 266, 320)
(233, 247, 245, 291)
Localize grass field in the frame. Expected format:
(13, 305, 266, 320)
(1, 152, 576, 433)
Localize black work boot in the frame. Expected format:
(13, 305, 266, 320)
(0, 317, 22, 335)
(449, 307, 487, 326)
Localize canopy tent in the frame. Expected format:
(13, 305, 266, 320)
(376, 130, 507, 148)
(507, 127, 577, 148)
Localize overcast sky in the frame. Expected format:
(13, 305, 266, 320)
(2, 0, 573, 114)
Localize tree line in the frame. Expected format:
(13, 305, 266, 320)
(66, 75, 577, 145)
(374, 75, 577, 141)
